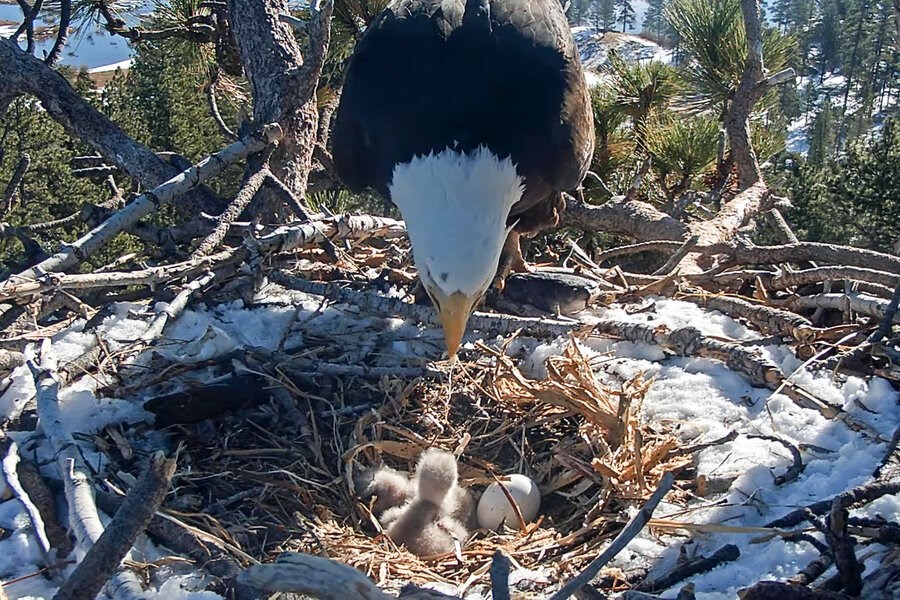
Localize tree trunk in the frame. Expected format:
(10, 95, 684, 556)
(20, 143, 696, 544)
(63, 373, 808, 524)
(226, 0, 332, 197)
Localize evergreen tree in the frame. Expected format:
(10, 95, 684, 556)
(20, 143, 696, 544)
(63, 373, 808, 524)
(785, 119, 900, 251)
(642, 0, 666, 38)
(615, 0, 635, 32)
(592, 0, 616, 30)
(808, 99, 836, 166)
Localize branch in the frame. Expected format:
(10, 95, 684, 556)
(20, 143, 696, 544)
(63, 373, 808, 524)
(53, 452, 176, 600)
(548, 472, 675, 600)
(0, 123, 281, 287)
(0, 38, 222, 214)
(192, 160, 269, 258)
(28, 346, 147, 599)
(44, 0, 71, 66)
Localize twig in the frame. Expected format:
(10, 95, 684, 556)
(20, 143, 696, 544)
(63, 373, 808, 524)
(766, 481, 900, 529)
(868, 278, 900, 344)
(825, 497, 861, 595)
(635, 544, 741, 593)
(747, 434, 804, 485)
(738, 582, 853, 599)
(652, 235, 698, 276)
(0, 437, 56, 574)
(53, 452, 176, 600)
(269, 271, 577, 342)
(547, 471, 675, 600)
(137, 271, 216, 346)
(206, 67, 238, 141)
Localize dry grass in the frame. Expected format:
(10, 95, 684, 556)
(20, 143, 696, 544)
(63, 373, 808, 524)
(111, 332, 691, 595)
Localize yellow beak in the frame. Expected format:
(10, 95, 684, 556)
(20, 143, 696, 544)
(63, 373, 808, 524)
(434, 291, 477, 358)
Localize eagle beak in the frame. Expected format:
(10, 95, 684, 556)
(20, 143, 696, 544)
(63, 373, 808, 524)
(434, 291, 477, 358)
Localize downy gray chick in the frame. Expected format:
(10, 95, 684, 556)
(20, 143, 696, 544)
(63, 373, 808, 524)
(356, 465, 414, 516)
(384, 448, 471, 557)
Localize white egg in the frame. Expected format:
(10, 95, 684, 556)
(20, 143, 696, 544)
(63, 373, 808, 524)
(476, 473, 541, 530)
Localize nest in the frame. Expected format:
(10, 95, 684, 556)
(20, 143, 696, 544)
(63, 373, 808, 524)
(109, 331, 693, 596)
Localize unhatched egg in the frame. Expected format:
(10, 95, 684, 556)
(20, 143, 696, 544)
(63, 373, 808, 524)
(476, 474, 541, 530)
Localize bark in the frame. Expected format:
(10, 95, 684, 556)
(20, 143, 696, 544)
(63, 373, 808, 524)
(0, 39, 222, 215)
(726, 0, 765, 189)
(226, 0, 332, 195)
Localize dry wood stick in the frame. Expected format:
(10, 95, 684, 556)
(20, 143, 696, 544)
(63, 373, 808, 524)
(28, 346, 147, 600)
(138, 271, 216, 346)
(738, 582, 853, 600)
(681, 293, 817, 342)
(635, 544, 740, 593)
(825, 497, 861, 595)
(708, 242, 900, 276)
(766, 481, 900, 529)
(594, 240, 683, 265)
(53, 452, 175, 600)
(781, 292, 900, 324)
(2, 123, 282, 286)
(193, 161, 270, 258)
(14, 459, 72, 557)
(547, 471, 675, 600)
(269, 271, 577, 341)
(768, 266, 899, 291)
(0, 437, 56, 573)
(652, 235, 698, 276)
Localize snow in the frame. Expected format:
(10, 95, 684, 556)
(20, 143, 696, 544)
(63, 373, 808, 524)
(87, 59, 133, 73)
(0, 287, 897, 599)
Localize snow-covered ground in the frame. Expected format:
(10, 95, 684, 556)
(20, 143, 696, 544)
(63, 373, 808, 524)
(573, 27, 673, 88)
(0, 285, 897, 599)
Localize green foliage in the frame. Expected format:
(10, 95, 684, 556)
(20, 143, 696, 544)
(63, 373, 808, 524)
(644, 112, 719, 184)
(0, 94, 133, 269)
(808, 99, 836, 166)
(665, 0, 794, 112)
(615, 0, 635, 32)
(783, 119, 900, 251)
(606, 54, 681, 126)
(587, 83, 635, 184)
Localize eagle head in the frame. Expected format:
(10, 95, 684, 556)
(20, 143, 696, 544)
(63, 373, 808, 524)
(389, 147, 524, 358)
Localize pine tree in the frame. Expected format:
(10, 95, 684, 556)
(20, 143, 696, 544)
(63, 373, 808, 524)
(592, 0, 616, 30)
(615, 0, 635, 32)
(808, 99, 836, 166)
(642, 0, 667, 39)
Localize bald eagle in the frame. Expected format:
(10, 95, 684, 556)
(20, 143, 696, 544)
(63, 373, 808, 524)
(331, 0, 595, 357)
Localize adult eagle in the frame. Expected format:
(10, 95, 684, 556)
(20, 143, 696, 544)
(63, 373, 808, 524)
(331, 0, 595, 357)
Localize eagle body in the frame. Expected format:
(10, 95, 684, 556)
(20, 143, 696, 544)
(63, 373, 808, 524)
(332, 0, 595, 355)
